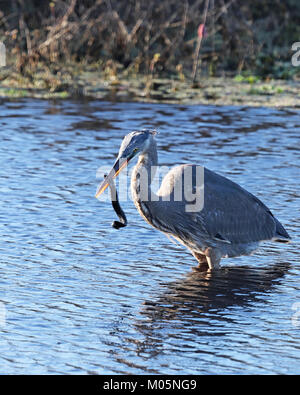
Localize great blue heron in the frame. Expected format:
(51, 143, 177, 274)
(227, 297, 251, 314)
(95, 130, 290, 270)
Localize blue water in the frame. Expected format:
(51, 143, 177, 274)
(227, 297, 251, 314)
(0, 99, 299, 374)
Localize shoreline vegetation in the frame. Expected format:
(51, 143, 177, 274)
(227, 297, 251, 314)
(0, 63, 300, 107)
(0, 0, 299, 107)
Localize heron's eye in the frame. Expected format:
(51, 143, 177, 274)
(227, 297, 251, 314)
(133, 148, 138, 154)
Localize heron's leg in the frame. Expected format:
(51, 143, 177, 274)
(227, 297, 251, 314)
(204, 247, 221, 270)
(192, 251, 209, 271)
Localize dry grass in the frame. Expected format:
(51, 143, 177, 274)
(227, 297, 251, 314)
(0, 0, 299, 80)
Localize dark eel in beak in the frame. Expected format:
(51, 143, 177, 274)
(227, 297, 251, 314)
(104, 174, 127, 229)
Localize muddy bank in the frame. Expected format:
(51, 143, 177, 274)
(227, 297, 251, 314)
(0, 64, 299, 107)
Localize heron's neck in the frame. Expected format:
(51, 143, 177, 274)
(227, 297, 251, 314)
(131, 139, 159, 223)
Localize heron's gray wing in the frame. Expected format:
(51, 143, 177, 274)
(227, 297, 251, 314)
(195, 168, 277, 244)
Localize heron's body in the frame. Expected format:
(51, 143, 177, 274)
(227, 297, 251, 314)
(96, 130, 290, 270)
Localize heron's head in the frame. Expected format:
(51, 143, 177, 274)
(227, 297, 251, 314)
(95, 130, 157, 198)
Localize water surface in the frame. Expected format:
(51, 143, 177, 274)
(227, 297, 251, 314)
(0, 99, 299, 374)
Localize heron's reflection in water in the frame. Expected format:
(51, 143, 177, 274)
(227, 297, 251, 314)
(111, 262, 290, 374)
(134, 262, 290, 344)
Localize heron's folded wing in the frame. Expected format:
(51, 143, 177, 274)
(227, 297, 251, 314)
(194, 168, 277, 244)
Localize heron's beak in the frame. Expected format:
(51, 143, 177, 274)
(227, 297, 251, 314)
(95, 157, 128, 198)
